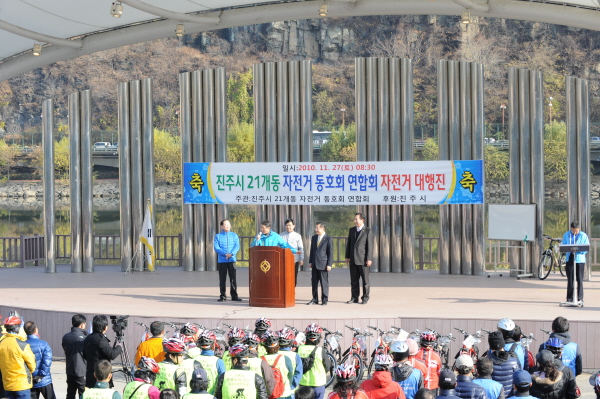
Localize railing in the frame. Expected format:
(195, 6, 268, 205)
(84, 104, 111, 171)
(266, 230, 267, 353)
(0, 234, 45, 268)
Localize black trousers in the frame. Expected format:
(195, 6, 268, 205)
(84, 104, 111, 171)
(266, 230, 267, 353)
(30, 384, 55, 399)
(218, 262, 239, 299)
(349, 262, 370, 301)
(295, 262, 300, 287)
(66, 375, 85, 399)
(311, 267, 329, 303)
(566, 256, 584, 302)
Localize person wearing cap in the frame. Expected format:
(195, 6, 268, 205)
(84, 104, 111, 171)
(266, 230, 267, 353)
(328, 364, 369, 399)
(406, 339, 427, 382)
(244, 334, 276, 395)
(278, 328, 303, 398)
(390, 341, 423, 399)
(497, 319, 525, 370)
(123, 357, 161, 399)
(182, 369, 216, 399)
(153, 339, 190, 396)
(453, 355, 486, 399)
(360, 354, 405, 399)
(473, 357, 505, 399)
(539, 317, 581, 377)
(135, 322, 167, 367)
(416, 332, 442, 391)
(262, 331, 294, 399)
(215, 344, 268, 399)
(507, 370, 536, 399)
(435, 370, 460, 399)
(487, 331, 521, 398)
(181, 347, 207, 394)
(0, 314, 37, 399)
(530, 350, 576, 399)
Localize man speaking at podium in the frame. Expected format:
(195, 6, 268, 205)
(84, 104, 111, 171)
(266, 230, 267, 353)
(251, 220, 297, 255)
(562, 221, 589, 305)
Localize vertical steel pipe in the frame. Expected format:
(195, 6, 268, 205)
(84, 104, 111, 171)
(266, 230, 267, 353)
(42, 99, 55, 273)
(437, 60, 449, 275)
(180, 73, 194, 271)
(289, 61, 300, 162)
(265, 63, 277, 161)
(203, 70, 217, 271)
(576, 78, 591, 280)
(118, 83, 132, 272)
(566, 77, 578, 225)
(80, 90, 94, 273)
(378, 58, 390, 273)
(530, 71, 545, 270)
(69, 92, 82, 273)
(215, 67, 229, 235)
(401, 58, 415, 274)
(355, 58, 367, 162)
(518, 69, 532, 205)
(129, 81, 144, 271)
(389, 59, 402, 273)
(508, 68, 520, 204)
(253, 63, 265, 231)
(459, 62, 472, 276)
(141, 79, 155, 242)
(448, 61, 461, 275)
(471, 63, 485, 276)
(300, 61, 313, 163)
(366, 58, 378, 163)
(191, 70, 206, 271)
(277, 62, 289, 162)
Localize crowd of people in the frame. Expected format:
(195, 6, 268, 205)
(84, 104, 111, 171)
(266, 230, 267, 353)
(0, 312, 593, 399)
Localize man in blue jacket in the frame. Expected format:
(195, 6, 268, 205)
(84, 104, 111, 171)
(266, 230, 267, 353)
(539, 317, 582, 377)
(214, 219, 241, 302)
(562, 221, 589, 305)
(251, 220, 297, 253)
(24, 321, 56, 399)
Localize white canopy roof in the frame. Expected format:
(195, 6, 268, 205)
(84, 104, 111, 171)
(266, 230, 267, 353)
(0, 0, 599, 82)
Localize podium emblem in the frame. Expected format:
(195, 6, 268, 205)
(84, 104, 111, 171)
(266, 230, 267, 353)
(260, 259, 271, 273)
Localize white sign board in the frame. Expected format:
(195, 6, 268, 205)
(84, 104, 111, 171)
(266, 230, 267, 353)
(488, 204, 536, 241)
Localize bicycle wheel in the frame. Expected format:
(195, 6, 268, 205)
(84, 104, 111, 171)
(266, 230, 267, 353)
(558, 252, 566, 277)
(366, 355, 375, 379)
(325, 352, 337, 388)
(341, 352, 364, 381)
(538, 251, 553, 280)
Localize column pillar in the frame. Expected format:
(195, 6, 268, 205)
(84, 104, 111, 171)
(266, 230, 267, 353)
(42, 99, 55, 273)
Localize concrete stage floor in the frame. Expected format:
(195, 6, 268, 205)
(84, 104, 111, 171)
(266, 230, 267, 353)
(2, 265, 600, 368)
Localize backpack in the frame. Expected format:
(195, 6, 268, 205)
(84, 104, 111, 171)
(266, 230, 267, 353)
(262, 355, 285, 399)
(301, 346, 319, 374)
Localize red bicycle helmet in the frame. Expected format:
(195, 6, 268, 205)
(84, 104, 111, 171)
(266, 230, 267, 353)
(335, 364, 357, 382)
(244, 333, 261, 348)
(197, 331, 217, 348)
(420, 331, 437, 346)
(305, 323, 323, 341)
(229, 344, 249, 358)
(138, 356, 160, 374)
(261, 331, 280, 348)
(228, 327, 246, 340)
(278, 328, 296, 346)
(163, 338, 186, 354)
(255, 318, 272, 330)
(4, 315, 22, 325)
(180, 323, 199, 336)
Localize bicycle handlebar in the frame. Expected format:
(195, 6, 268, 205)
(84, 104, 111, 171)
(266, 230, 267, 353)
(222, 323, 234, 329)
(454, 327, 467, 334)
(540, 329, 550, 335)
(391, 326, 402, 331)
(134, 322, 148, 328)
(345, 325, 360, 333)
(368, 325, 384, 333)
(285, 324, 299, 333)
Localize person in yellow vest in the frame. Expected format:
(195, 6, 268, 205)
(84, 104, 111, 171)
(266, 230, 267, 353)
(215, 344, 268, 399)
(278, 328, 303, 398)
(182, 369, 215, 399)
(223, 328, 247, 371)
(193, 331, 225, 395)
(245, 334, 276, 395)
(0, 314, 36, 399)
(261, 332, 294, 399)
(82, 360, 121, 399)
(123, 357, 161, 399)
(134, 322, 166, 367)
(253, 319, 271, 358)
(153, 338, 188, 397)
(298, 324, 331, 399)
(180, 324, 202, 359)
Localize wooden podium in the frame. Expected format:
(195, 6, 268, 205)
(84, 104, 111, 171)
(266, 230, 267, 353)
(249, 246, 295, 308)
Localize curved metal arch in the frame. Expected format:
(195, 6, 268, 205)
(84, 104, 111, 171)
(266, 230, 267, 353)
(119, 0, 220, 24)
(0, 0, 599, 82)
(0, 20, 82, 49)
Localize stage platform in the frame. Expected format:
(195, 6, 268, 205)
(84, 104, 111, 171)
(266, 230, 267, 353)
(2, 265, 600, 369)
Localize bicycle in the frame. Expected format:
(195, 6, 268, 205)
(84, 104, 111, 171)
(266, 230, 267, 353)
(538, 235, 566, 280)
(322, 328, 342, 387)
(520, 332, 536, 370)
(453, 328, 483, 371)
(134, 321, 151, 342)
(366, 325, 396, 378)
(342, 325, 372, 381)
(285, 324, 306, 351)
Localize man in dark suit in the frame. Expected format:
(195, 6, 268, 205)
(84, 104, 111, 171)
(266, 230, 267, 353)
(345, 212, 373, 304)
(307, 221, 333, 306)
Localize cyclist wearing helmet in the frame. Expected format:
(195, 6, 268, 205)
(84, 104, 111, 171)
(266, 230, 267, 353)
(262, 331, 294, 399)
(214, 219, 242, 302)
(153, 338, 190, 396)
(391, 341, 423, 399)
(472, 357, 505, 399)
(416, 332, 441, 391)
(360, 354, 406, 399)
(251, 221, 298, 254)
(327, 364, 369, 399)
(254, 319, 272, 357)
(497, 319, 525, 370)
(135, 322, 166, 366)
(0, 314, 36, 398)
(405, 339, 427, 382)
(539, 317, 581, 377)
(487, 331, 521, 398)
(215, 344, 268, 399)
(298, 325, 331, 399)
(453, 355, 486, 399)
(245, 334, 276, 395)
(436, 370, 460, 399)
(193, 331, 225, 394)
(123, 357, 161, 399)
(278, 328, 304, 397)
(182, 369, 216, 399)
(223, 327, 248, 371)
(181, 324, 201, 358)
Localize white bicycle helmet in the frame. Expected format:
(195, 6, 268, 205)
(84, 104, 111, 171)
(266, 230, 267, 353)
(497, 318, 516, 332)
